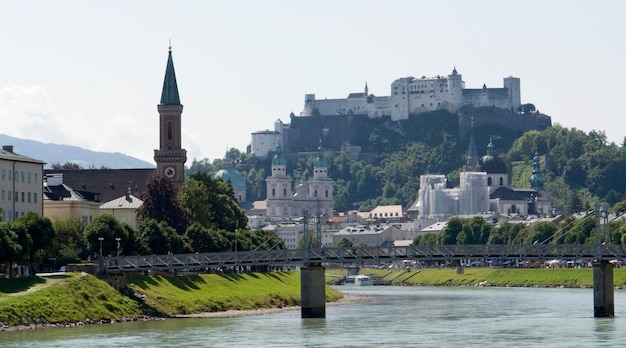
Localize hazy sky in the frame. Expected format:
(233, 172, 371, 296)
(1, 1, 624, 165)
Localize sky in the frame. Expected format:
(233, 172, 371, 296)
(1, 1, 625, 165)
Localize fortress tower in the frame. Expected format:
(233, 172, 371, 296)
(154, 45, 187, 187)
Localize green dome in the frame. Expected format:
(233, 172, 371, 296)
(214, 169, 246, 189)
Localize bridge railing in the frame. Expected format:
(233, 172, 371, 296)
(103, 244, 625, 273)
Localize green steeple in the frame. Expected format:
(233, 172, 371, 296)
(160, 45, 181, 105)
(314, 139, 327, 168)
(529, 152, 546, 190)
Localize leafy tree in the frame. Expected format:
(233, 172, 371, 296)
(50, 162, 82, 170)
(441, 217, 463, 244)
(183, 172, 248, 231)
(50, 218, 86, 258)
(138, 175, 187, 233)
(185, 223, 231, 252)
(0, 222, 22, 274)
(84, 215, 128, 257)
(524, 221, 557, 245)
(517, 103, 536, 114)
(336, 237, 353, 248)
(414, 233, 438, 246)
(13, 212, 55, 262)
(137, 219, 190, 255)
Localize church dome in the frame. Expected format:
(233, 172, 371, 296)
(214, 169, 246, 189)
(477, 140, 507, 174)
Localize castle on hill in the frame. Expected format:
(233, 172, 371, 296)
(251, 68, 550, 159)
(301, 67, 520, 121)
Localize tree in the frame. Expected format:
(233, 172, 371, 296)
(0, 222, 22, 275)
(50, 218, 86, 258)
(137, 219, 190, 255)
(84, 215, 128, 257)
(441, 217, 464, 244)
(13, 212, 55, 262)
(185, 223, 230, 252)
(50, 162, 82, 170)
(137, 175, 187, 233)
(182, 172, 248, 231)
(336, 237, 353, 248)
(517, 103, 536, 114)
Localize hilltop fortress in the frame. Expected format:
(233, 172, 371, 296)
(251, 68, 550, 158)
(301, 67, 520, 120)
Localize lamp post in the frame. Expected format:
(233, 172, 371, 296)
(98, 237, 104, 258)
(116, 237, 121, 257)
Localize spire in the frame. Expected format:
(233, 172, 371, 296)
(364, 80, 369, 96)
(466, 117, 478, 170)
(160, 43, 181, 105)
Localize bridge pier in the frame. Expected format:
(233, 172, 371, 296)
(301, 264, 326, 318)
(593, 261, 614, 317)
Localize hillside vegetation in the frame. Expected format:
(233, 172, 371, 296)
(190, 114, 626, 214)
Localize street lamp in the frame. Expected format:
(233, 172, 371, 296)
(98, 237, 104, 258)
(116, 237, 121, 257)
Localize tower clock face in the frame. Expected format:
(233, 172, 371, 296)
(164, 166, 176, 178)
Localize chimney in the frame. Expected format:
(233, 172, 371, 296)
(2, 145, 14, 153)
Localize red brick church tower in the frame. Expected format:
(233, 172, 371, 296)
(154, 44, 187, 187)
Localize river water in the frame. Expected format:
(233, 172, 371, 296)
(2, 286, 626, 347)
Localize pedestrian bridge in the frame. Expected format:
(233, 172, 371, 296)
(102, 244, 625, 274)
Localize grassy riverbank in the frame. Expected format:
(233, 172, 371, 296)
(0, 271, 342, 328)
(350, 267, 626, 288)
(2, 267, 626, 328)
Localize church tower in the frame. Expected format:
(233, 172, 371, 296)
(308, 140, 334, 217)
(154, 44, 187, 187)
(265, 145, 293, 218)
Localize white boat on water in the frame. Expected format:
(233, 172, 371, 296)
(354, 275, 374, 286)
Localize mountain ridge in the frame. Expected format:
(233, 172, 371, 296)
(0, 134, 154, 169)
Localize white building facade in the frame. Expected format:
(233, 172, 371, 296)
(0, 146, 44, 222)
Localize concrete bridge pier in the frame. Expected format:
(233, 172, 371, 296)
(593, 261, 614, 317)
(301, 264, 326, 318)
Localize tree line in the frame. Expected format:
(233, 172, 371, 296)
(1, 172, 284, 276)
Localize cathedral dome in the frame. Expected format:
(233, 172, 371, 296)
(477, 140, 507, 174)
(214, 169, 246, 189)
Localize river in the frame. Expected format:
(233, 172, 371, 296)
(2, 286, 626, 347)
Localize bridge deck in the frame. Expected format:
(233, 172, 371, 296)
(102, 244, 625, 274)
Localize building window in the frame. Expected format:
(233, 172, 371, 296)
(487, 177, 492, 186)
(499, 177, 504, 186)
(34, 193, 38, 204)
(27, 172, 32, 183)
(21, 172, 24, 181)
(1, 170, 4, 180)
(283, 188, 287, 197)
(14, 171, 18, 181)
(21, 192, 24, 202)
(1, 190, 4, 200)
(8, 191, 11, 201)
(28, 192, 31, 203)
(167, 121, 173, 140)
(14, 191, 18, 202)
(272, 188, 275, 197)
